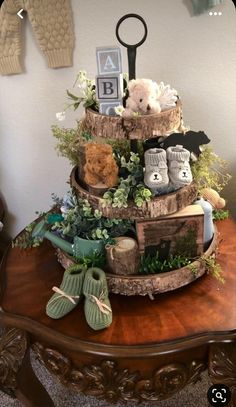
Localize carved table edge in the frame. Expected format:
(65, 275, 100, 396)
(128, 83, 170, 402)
(208, 342, 236, 407)
(32, 341, 207, 404)
(1, 311, 236, 358)
(0, 327, 28, 397)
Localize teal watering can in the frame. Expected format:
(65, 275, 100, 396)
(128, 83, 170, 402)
(32, 219, 104, 257)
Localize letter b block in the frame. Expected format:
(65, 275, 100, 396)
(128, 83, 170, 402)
(96, 75, 123, 100)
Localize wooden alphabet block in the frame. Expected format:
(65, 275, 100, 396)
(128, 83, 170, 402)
(96, 75, 123, 100)
(136, 205, 204, 259)
(96, 47, 122, 75)
(99, 99, 123, 116)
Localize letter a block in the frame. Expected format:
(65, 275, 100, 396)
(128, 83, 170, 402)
(96, 47, 122, 75)
(96, 75, 123, 100)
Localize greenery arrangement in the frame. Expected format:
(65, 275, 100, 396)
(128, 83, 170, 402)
(191, 146, 231, 192)
(74, 250, 106, 269)
(12, 221, 43, 249)
(106, 139, 131, 164)
(103, 152, 152, 208)
(138, 249, 224, 284)
(52, 119, 93, 166)
(200, 254, 225, 284)
(139, 251, 193, 275)
(12, 191, 134, 250)
(51, 192, 134, 244)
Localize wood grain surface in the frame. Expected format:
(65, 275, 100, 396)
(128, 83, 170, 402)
(0, 219, 236, 348)
(84, 100, 182, 139)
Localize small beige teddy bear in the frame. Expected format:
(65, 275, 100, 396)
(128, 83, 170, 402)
(122, 79, 161, 118)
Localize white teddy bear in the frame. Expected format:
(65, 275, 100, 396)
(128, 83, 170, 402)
(122, 79, 161, 118)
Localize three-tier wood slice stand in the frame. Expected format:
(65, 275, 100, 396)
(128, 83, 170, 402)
(59, 14, 218, 297)
(63, 104, 218, 297)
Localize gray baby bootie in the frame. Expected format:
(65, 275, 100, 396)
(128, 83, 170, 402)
(144, 148, 169, 194)
(167, 145, 192, 189)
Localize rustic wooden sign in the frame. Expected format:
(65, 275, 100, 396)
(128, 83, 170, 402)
(96, 47, 122, 75)
(136, 204, 204, 259)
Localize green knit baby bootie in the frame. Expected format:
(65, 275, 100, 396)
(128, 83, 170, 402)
(46, 264, 86, 319)
(83, 268, 112, 330)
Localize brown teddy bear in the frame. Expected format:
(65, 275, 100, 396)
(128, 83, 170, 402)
(84, 143, 118, 187)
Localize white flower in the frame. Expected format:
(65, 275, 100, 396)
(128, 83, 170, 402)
(78, 70, 87, 79)
(158, 82, 178, 111)
(77, 70, 87, 85)
(56, 111, 66, 121)
(78, 81, 87, 90)
(114, 105, 125, 116)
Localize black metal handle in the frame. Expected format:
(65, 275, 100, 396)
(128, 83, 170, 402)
(116, 13, 148, 80)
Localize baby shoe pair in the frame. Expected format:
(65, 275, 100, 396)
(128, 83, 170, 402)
(46, 264, 112, 331)
(144, 145, 193, 194)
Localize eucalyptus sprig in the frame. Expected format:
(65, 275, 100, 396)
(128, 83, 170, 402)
(51, 192, 134, 244)
(103, 152, 152, 208)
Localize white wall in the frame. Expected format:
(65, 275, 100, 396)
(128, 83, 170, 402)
(0, 0, 236, 238)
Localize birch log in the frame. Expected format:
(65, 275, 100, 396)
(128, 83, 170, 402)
(106, 237, 140, 275)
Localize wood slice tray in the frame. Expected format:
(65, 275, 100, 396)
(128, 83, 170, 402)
(70, 166, 198, 220)
(55, 226, 218, 297)
(84, 100, 182, 139)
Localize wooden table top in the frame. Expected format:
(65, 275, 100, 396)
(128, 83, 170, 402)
(1, 219, 236, 352)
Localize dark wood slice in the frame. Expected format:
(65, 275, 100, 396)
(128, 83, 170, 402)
(84, 100, 182, 139)
(0, 219, 235, 348)
(70, 166, 198, 219)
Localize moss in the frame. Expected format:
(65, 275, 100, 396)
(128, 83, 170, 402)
(200, 254, 225, 284)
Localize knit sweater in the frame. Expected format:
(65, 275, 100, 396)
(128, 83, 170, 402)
(0, 0, 74, 75)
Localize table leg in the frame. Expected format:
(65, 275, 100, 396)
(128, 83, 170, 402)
(0, 327, 54, 407)
(208, 343, 236, 407)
